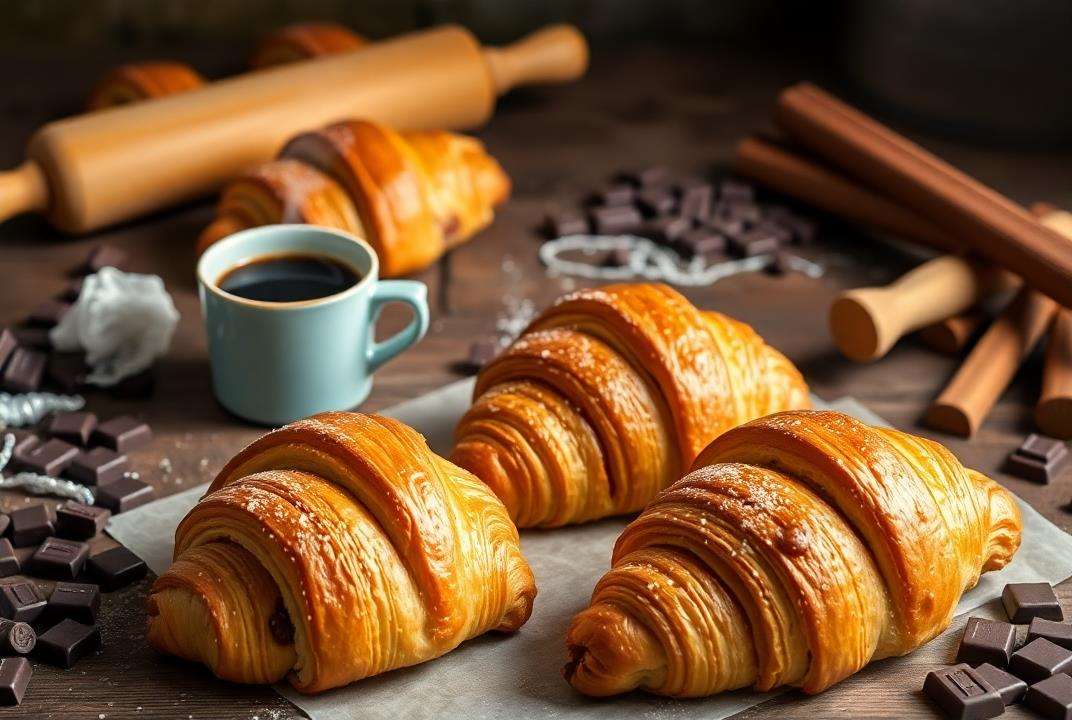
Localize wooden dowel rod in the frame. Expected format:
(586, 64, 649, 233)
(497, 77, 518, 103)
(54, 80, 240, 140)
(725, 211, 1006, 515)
(917, 311, 988, 356)
(1036, 309, 1072, 439)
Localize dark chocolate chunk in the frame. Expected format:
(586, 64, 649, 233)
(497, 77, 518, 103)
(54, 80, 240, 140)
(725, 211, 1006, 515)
(92, 415, 152, 453)
(0, 619, 36, 656)
(646, 215, 691, 244)
(1, 348, 46, 393)
(601, 247, 632, 268)
(8, 505, 55, 548)
(18, 438, 79, 477)
(1009, 638, 1072, 683)
(0, 657, 32, 706)
(61, 278, 83, 302)
(957, 617, 1017, 667)
(268, 599, 294, 645)
(677, 179, 713, 221)
(590, 204, 643, 235)
(1025, 673, 1072, 719)
(34, 618, 100, 668)
(636, 187, 676, 217)
(923, 663, 1003, 720)
(0, 582, 45, 623)
(94, 475, 155, 513)
(706, 214, 747, 238)
(590, 184, 635, 207)
(87, 546, 147, 591)
(0, 328, 15, 370)
(719, 178, 755, 203)
(83, 244, 128, 273)
(10, 326, 50, 350)
(1003, 582, 1063, 623)
(30, 537, 90, 581)
(0, 540, 19, 578)
(1029, 617, 1072, 651)
(46, 352, 89, 392)
(55, 502, 110, 541)
(464, 340, 499, 371)
(48, 411, 97, 446)
(728, 227, 782, 257)
(619, 165, 669, 188)
(66, 447, 128, 487)
(675, 229, 726, 260)
(1006, 435, 1070, 484)
(721, 201, 763, 225)
(973, 662, 1027, 705)
(25, 299, 71, 328)
(1022, 434, 1068, 462)
(7, 430, 40, 458)
(47, 582, 100, 625)
(542, 211, 589, 238)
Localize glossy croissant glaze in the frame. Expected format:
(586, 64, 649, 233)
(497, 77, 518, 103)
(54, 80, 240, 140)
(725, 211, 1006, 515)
(86, 61, 205, 111)
(249, 22, 367, 69)
(452, 283, 810, 527)
(564, 410, 1022, 698)
(146, 412, 536, 694)
(280, 120, 511, 276)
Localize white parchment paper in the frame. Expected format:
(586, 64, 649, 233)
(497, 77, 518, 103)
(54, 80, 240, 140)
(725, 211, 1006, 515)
(108, 379, 1072, 720)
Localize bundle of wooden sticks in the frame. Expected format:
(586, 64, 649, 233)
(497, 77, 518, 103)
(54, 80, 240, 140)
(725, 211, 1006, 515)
(736, 83, 1072, 440)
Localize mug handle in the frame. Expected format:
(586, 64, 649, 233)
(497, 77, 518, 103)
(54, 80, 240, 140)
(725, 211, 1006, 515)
(366, 280, 430, 374)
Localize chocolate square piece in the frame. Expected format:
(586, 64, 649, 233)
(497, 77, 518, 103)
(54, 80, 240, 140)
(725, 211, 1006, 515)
(923, 663, 1003, 720)
(0, 582, 45, 623)
(590, 184, 635, 207)
(542, 211, 588, 238)
(94, 476, 155, 513)
(646, 215, 691, 245)
(0, 619, 36, 656)
(92, 415, 152, 453)
(1003, 582, 1063, 623)
(83, 244, 128, 273)
(87, 546, 147, 591)
(719, 179, 755, 203)
(973, 662, 1027, 705)
(1025, 673, 1072, 719)
(34, 618, 100, 668)
(30, 537, 90, 580)
(66, 447, 128, 487)
(636, 187, 676, 217)
(25, 299, 71, 328)
(48, 411, 97, 446)
(0, 328, 15, 369)
(728, 227, 781, 257)
(1, 348, 46, 393)
(0, 540, 19, 578)
(47, 582, 100, 624)
(706, 214, 746, 238)
(18, 438, 79, 477)
(589, 205, 642, 235)
(675, 230, 726, 260)
(676, 179, 713, 221)
(0, 657, 32, 706)
(1029, 618, 1072, 651)
(46, 352, 89, 393)
(10, 326, 50, 350)
(55, 502, 110, 541)
(1006, 434, 1071, 484)
(957, 617, 1017, 666)
(8, 505, 55, 548)
(1009, 638, 1072, 683)
(7, 430, 40, 458)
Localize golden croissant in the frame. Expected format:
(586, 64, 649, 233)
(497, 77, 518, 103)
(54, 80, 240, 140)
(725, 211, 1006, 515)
(451, 283, 810, 528)
(86, 61, 205, 111)
(198, 119, 511, 277)
(565, 410, 1022, 698)
(250, 21, 367, 69)
(146, 412, 536, 693)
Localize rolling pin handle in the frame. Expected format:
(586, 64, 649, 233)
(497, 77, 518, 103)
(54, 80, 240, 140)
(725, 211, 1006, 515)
(0, 160, 49, 224)
(483, 24, 589, 96)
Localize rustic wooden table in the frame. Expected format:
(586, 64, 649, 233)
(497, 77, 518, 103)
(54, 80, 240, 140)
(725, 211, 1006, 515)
(1, 42, 1071, 720)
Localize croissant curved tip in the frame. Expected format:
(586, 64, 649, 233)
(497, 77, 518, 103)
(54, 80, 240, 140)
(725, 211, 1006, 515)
(197, 216, 249, 256)
(563, 603, 663, 697)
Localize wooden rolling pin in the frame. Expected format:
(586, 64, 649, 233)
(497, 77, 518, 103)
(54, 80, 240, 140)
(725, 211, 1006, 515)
(775, 84, 1072, 309)
(1037, 309, 1072, 439)
(0, 23, 587, 233)
(829, 255, 1016, 362)
(924, 209, 1070, 437)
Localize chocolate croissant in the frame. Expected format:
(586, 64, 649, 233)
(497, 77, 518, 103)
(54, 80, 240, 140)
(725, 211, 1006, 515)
(86, 61, 205, 111)
(147, 412, 536, 693)
(451, 283, 810, 528)
(250, 22, 367, 69)
(565, 410, 1022, 698)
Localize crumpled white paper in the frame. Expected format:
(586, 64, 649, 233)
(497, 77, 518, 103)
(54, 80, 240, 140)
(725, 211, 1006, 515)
(50, 266, 179, 386)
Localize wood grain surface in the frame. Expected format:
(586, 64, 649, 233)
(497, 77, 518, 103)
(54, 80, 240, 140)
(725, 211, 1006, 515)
(1, 42, 1071, 720)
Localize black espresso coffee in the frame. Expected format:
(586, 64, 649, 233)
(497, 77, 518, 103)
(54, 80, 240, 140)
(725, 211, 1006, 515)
(218, 253, 360, 302)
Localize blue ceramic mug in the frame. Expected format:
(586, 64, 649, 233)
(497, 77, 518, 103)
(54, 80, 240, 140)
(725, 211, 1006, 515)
(197, 225, 429, 425)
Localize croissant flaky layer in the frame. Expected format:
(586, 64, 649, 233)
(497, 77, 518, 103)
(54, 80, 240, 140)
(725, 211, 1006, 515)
(564, 410, 1022, 698)
(86, 61, 205, 111)
(249, 22, 366, 69)
(147, 412, 536, 694)
(452, 283, 810, 527)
